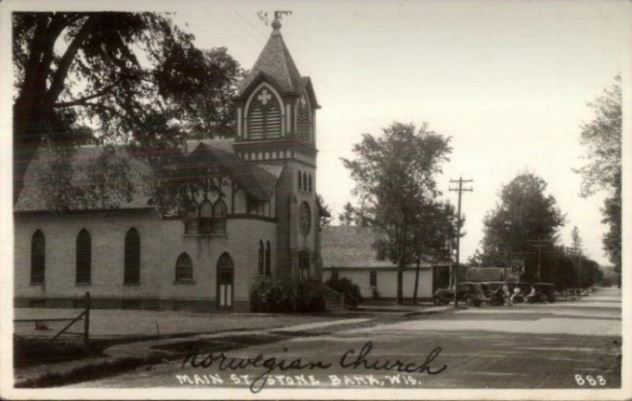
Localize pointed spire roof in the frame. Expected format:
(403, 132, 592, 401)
(237, 18, 305, 95)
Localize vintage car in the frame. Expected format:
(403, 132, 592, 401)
(480, 281, 507, 305)
(433, 282, 490, 307)
(533, 282, 556, 302)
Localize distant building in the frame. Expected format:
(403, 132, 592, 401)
(465, 266, 519, 282)
(14, 18, 322, 312)
(320, 226, 450, 301)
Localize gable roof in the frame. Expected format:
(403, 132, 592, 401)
(321, 225, 451, 269)
(15, 141, 281, 213)
(15, 146, 154, 212)
(184, 143, 278, 201)
(321, 226, 394, 268)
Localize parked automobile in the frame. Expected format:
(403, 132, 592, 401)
(533, 282, 556, 302)
(433, 282, 489, 307)
(480, 281, 507, 305)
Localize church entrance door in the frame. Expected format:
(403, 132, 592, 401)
(216, 253, 234, 311)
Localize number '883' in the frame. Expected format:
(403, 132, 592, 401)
(574, 374, 606, 386)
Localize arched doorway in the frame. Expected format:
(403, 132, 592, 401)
(216, 253, 234, 311)
(298, 250, 310, 280)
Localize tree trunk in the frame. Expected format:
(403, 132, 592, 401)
(396, 265, 404, 305)
(412, 255, 421, 304)
(13, 97, 52, 204)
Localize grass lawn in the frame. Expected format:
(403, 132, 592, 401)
(14, 308, 345, 339)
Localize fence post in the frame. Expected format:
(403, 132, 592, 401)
(83, 292, 91, 348)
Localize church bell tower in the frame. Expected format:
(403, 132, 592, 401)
(233, 12, 321, 280)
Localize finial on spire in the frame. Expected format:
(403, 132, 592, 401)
(272, 10, 292, 32)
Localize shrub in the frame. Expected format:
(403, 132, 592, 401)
(251, 279, 330, 313)
(325, 276, 362, 307)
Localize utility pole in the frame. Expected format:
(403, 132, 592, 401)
(449, 177, 473, 307)
(526, 238, 548, 282)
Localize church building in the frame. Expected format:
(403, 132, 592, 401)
(13, 18, 322, 312)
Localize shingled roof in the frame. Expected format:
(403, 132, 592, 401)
(321, 226, 394, 268)
(15, 141, 280, 213)
(321, 226, 450, 269)
(237, 23, 306, 96)
(184, 143, 278, 201)
(15, 146, 154, 212)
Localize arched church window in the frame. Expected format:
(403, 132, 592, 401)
(199, 200, 213, 234)
(303, 172, 308, 191)
(212, 199, 227, 234)
(175, 253, 193, 282)
(31, 230, 45, 284)
(124, 228, 141, 284)
(298, 170, 302, 191)
(265, 241, 272, 276)
(258, 240, 264, 275)
(308, 174, 313, 193)
(185, 202, 198, 234)
(297, 94, 312, 141)
(76, 229, 91, 284)
(247, 87, 282, 140)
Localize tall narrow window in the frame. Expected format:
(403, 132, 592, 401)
(297, 170, 302, 191)
(124, 228, 140, 284)
(30, 230, 45, 284)
(265, 241, 272, 276)
(258, 240, 264, 275)
(184, 202, 198, 234)
(298, 250, 310, 280)
(370, 271, 377, 287)
(303, 172, 308, 191)
(175, 253, 193, 282)
(199, 200, 213, 234)
(212, 199, 227, 234)
(76, 229, 91, 284)
(308, 174, 313, 193)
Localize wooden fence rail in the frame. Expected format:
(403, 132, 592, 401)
(14, 292, 91, 348)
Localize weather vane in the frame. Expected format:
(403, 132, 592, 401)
(257, 10, 292, 28)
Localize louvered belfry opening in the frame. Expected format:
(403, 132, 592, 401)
(297, 95, 311, 141)
(248, 87, 282, 140)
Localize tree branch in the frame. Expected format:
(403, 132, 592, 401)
(53, 83, 117, 108)
(46, 15, 99, 105)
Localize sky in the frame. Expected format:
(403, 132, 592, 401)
(167, 0, 631, 266)
(1, 0, 628, 266)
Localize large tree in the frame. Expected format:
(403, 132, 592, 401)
(477, 172, 565, 281)
(575, 76, 622, 285)
(342, 122, 452, 304)
(13, 12, 242, 204)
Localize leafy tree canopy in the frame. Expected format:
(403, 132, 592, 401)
(341, 121, 452, 303)
(13, 12, 243, 204)
(575, 76, 622, 283)
(477, 172, 565, 281)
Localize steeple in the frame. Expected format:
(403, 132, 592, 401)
(237, 12, 306, 96)
(233, 11, 319, 146)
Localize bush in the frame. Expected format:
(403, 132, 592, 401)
(251, 279, 330, 313)
(325, 276, 362, 307)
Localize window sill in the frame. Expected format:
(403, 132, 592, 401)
(174, 280, 196, 285)
(75, 282, 91, 286)
(184, 233, 227, 239)
(124, 282, 141, 286)
(29, 282, 44, 287)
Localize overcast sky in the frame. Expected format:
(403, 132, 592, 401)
(167, 0, 631, 265)
(2, 0, 628, 266)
